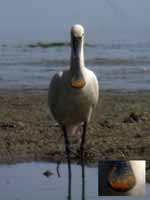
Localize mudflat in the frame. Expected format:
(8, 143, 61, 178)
(0, 89, 150, 182)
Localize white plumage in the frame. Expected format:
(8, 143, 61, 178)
(48, 25, 99, 198)
(48, 24, 99, 132)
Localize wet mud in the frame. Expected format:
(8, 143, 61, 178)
(0, 89, 150, 182)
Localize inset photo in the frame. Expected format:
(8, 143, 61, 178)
(98, 160, 146, 196)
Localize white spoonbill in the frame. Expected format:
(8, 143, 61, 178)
(48, 24, 99, 192)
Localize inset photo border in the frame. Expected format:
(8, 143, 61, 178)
(98, 160, 146, 196)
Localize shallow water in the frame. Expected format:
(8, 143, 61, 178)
(0, 162, 149, 200)
(0, 43, 150, 90)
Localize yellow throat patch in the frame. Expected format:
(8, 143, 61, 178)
(108, 166, 136, 192)
(71, 79, 85, 89)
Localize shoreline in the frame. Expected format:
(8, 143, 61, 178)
(0, 89, 150, 182)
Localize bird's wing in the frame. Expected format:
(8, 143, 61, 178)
(48, 71, 63, 108)
(91, 71, 99, 106)
(50, 70, 66, 91)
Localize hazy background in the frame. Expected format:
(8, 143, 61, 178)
(0, 0, 150, 90)
(0, 0, 150, 43)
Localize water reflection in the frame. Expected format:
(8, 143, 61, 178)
(0, 162, 149, 200)
(67, 163, 85, 200)
(81, 163, 85, 200)
(67, 164, 72, 200)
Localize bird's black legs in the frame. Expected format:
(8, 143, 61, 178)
(62, 122, 87, 200)
(80, 121, 87, 200)
(62, 126, 72, 200)
(81, 163, 85, 200)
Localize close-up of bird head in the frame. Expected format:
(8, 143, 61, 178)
(98, 160, 146, 196)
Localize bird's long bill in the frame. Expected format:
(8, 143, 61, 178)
(71, 36, 85, 89)
(72, 36, 82, 57)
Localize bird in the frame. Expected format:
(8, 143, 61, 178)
(99, 160, 145, 196)
(48, 24, 99, 197)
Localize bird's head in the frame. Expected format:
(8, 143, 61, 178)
(71, 24, 84, 38)
(70, 24, 85, 89)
